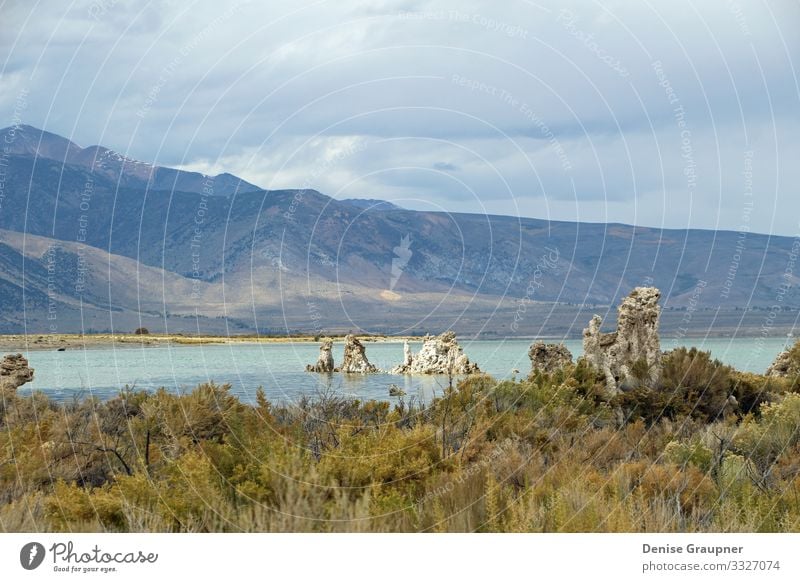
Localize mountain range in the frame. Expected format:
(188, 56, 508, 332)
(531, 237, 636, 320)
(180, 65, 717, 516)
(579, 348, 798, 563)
(0, 124, 798, 337)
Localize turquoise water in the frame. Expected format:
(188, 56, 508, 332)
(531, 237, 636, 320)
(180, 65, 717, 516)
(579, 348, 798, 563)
(17, 337, 791, 404)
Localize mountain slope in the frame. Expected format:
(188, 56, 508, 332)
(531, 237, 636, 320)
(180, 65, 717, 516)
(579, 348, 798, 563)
(0, 125, 261, 196)
(0, 228, 256, 334)
(2, 151, 796, 306)
(0, 126, 798, 335)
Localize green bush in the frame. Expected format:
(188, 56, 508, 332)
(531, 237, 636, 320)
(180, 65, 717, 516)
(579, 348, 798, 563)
(730, 371, 785, 416)
(658, 347, 735, 422)
(663, 440, 714, 473)
(2, 364, 800, 533)
(734, 393, 800, 482)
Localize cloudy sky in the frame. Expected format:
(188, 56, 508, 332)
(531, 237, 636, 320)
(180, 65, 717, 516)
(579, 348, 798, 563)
(2, 0, 799, 235)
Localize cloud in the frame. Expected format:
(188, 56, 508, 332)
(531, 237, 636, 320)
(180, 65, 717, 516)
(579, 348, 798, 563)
(2, 0, 798, 234)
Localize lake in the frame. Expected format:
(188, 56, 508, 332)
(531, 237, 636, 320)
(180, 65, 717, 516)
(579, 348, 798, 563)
(15, 337, 791, 404)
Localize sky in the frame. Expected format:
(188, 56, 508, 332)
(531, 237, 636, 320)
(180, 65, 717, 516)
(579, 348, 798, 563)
(2, 0, 799, 235)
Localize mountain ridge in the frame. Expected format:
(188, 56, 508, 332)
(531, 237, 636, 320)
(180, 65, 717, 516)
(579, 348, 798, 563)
(1, 124, 262, 197)
(0, 125, 798, 335)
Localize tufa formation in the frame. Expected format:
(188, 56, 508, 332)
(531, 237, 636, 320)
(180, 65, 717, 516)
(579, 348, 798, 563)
(528, 342, 573, 375)
(392, 331, 480, 375)
(306, 338, 335, 373)
(0, 353, 35, 392)
(765, 341, 800, 377)
(582, 287, 662, 393)
(338, 335, 379, 373)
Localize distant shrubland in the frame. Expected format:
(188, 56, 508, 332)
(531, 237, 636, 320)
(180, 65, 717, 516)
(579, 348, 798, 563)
(2, 347, 800, 532)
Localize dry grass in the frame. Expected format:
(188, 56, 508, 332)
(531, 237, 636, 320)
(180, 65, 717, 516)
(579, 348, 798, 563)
(2, 349, 800, 532)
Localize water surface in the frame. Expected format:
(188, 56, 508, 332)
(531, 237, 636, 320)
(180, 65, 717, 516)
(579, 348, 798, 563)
(19, 337, 791, 404)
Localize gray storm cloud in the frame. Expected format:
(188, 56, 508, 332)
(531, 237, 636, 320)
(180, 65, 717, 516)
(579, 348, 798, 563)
(1, 0, 798, 234)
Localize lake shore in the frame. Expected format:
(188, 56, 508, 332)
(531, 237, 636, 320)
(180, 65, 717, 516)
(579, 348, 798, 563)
(1, 328, 796, 353)
(0, 333, 428, 352)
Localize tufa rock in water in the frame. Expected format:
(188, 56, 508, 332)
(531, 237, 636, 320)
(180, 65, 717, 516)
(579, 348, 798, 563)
(392, 331, 480, 375)
(528, 342, 573, 374)
(401, 340, 413, 369)
(306, 338, 335, 373)
(338, 335, 379, 373)
(388, 384, 406, 397)
(0, 353, 35, 391)
(582, 287, 662, 393)
(766, 342, 800, 377)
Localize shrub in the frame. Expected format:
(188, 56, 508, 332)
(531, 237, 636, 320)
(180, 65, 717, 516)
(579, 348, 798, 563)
(734, 393, 800, 484)
(730, 371, 785, 416)
(134, 327, 150, 335)
(570, 358, 609, 404)
(2, 368, 800, 533)
(658, 347, 734, 422)
(663, 440, 714, 473)
(142, 383, 242, 447)
(613, 386, 684, 425)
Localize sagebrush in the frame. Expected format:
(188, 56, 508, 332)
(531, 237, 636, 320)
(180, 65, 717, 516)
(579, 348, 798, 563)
(1, 347, 800, 533)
